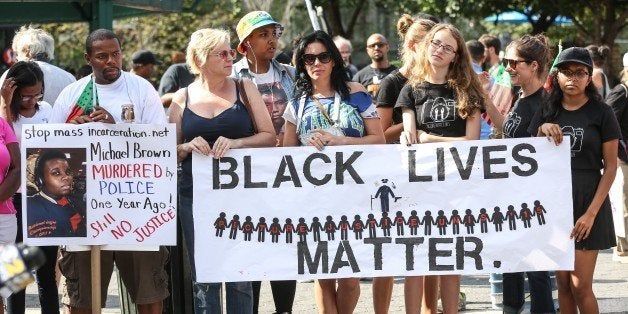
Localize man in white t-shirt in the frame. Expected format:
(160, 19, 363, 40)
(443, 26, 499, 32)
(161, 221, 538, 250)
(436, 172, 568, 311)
(50, 29, 167, 314)
(0, 25, 75, 105)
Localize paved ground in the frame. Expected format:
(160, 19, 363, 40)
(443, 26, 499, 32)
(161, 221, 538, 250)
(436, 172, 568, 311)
(24, 249, 627, 313)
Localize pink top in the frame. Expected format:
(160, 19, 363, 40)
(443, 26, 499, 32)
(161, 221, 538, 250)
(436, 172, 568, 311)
(0, 118, 17, 214)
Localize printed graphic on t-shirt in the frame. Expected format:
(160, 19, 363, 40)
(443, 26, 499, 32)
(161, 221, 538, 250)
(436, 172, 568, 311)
(257, 81, 289, 136)
(421, 97, 456, 128)
(298, 101, 367, 138)
(562, 125, 584, 156)
(503, 112, 522, 138)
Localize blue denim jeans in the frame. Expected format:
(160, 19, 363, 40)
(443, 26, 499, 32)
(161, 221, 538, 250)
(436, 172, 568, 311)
(502, 271, 555, 313)
(179, 192, 253, 313)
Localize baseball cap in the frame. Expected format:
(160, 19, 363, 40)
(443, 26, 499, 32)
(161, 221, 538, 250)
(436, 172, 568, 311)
(132, 50, 162, 65)
(236, 11, 282, 54)
(555, 47, 593, 69)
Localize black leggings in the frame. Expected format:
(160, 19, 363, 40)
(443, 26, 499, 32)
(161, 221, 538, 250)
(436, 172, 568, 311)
(252, 280, 296, 313)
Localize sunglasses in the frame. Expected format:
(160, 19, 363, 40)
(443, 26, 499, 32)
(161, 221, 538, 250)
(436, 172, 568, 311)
(302, 52, 332, 66)
(367, 42, 388, 49)
(209, 49, 236, 61)
(502, 58, 531, 69)
(21, 93, 44, 102)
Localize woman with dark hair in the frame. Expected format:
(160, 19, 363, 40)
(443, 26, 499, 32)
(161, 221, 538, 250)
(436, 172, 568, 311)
(585, 45, 611, 99)
(27, 149, 85, 238)
(283, 30, 384, 313)
(495, 35, 557, 314)
(530, 47, 619, 313)
(0, 60, 59, 313)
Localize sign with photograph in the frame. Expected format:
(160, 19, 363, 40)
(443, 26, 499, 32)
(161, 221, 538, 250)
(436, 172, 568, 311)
(21, 123, 177, 246)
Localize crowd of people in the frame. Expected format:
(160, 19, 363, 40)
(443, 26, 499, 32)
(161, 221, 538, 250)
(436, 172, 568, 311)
(0, 8, 627, 314)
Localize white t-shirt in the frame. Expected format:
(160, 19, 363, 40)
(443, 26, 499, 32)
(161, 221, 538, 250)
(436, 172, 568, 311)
(51, 72, 166, 124)
(0, 61, 75, 106)
(248, 65, 289, 137)
(13, 101, 52, 143)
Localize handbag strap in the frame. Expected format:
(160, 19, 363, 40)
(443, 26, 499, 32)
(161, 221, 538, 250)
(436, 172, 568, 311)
(236, 78, 258, 133)
(296, 93, 341, 131)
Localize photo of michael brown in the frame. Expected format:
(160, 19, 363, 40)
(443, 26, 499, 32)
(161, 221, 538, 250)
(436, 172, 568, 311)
(26, 148, 86, 238)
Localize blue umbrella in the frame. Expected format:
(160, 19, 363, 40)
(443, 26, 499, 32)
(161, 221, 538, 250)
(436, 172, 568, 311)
(484, 11, 573, 25)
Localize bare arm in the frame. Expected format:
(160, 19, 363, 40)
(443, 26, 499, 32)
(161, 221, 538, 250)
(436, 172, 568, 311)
(168, 88, 211, 161)
(484, 98, 505, 137)
(400, 107, 417, 145)
(0, 142, 20, 201)
(418, 110, 482, 143)
(377, 107, 404, 143)
(282, 121, 299, 147)
(572, 140, 618, 242)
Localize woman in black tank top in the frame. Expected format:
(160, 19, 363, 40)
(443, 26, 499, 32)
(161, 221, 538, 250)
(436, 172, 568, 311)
(168, 28, 275, 313)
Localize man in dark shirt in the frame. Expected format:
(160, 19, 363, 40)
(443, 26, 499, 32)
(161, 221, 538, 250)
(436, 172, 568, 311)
(157, 63, 195, 109)
(353, 33, 397, 97)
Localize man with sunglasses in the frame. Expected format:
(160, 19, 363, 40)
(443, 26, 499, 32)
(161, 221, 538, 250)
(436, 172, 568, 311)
(232, 11, 296, 147)
(353, 33, 397, 97)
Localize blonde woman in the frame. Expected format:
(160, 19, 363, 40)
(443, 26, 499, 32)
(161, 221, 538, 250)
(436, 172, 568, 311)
(373, 13, 436, 314)
(169, 28, 275, 313)
(396, 24, 485, 313)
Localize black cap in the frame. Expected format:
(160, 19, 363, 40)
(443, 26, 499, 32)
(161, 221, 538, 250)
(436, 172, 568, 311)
(131, 50, 162, 65)
(555, 47, 593, 69)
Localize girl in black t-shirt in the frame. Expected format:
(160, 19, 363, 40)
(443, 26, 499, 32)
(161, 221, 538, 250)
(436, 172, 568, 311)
(395, 23, 486, 313)
(530, 47, 620, 314)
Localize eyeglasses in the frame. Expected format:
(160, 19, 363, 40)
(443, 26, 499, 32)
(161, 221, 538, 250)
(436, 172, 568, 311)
(557, 68, 590, 80)
(209, 49, 236, 61)
(367, 42, 388, 49)
(302, 52, 332, 66)
(21, 94, 44, 102)
(502, 58, 531, 69)
(429, 40, 456, 55)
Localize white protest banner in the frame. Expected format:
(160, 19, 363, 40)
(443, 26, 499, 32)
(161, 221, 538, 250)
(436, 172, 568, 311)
(193, 138, 574, 282)
(21, 123, 177, 246)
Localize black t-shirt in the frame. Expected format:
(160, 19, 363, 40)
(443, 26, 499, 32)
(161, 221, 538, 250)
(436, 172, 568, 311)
(529, 99, 621, 170)
(353, 65, 397, 97)
(606, 83, 628, 141)
(395, 82, 467, 137)
(375, 69, 407, 125)
(158, 63, 195, 96)
(503, 88, 545, 138)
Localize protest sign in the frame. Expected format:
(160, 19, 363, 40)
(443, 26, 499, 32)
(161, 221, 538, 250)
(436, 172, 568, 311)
(21, 123, 177, 246)
(193, 138, 574, 282)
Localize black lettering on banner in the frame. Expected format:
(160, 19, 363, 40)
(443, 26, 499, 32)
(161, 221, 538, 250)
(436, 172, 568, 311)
(451, 146, 477, 180)
(335, 152, 364, 184)
(297, 241, 329, 274)
(213, 157, 238, 189)
(303, 153, 332, 186)
(456, 236, 483, 270)
(407, 150, 432, 182)
(482, 145, 508, 179)
(395, 237, 425, 271)
(330, 240, 360, 273)
(429, 237, 454, 271)
(437, 147, 445, 181)
(273, 156, 302, 188)
(364, 237, 392, 270)
(511, 143, 538, 176)
(244, 156, 267, 188)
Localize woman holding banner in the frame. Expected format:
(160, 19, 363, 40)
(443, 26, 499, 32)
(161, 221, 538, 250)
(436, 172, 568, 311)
(396, 24, 485, 313)
(0, 60, 60, 313)
(169, 28, 275, 313)
(282, 30, 384, 313)
(373, 14, 435, 314)
(497, 35, 557, 314)
(531, 47, 619, 314)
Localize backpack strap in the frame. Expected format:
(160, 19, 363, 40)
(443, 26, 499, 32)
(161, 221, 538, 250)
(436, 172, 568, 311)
(236, 78, 258, 133)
